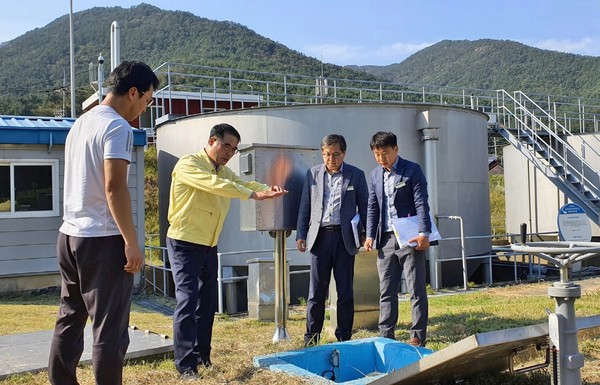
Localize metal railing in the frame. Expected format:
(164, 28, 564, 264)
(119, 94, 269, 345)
(494, 90, 600, 222)
(499, 90, 600, 194)
(149, 62, 600, 136)
(143, 230, 561, 311)
(433, 231, 560, 287)
(147, 64, 600, 220)
(143, 244, 309, 314)
(144, 244, 170, 296)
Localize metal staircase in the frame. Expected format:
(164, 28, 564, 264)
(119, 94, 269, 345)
(491, 90, 600, 224)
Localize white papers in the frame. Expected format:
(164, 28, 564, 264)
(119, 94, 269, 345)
(392, 215, 441, 247)
(351, 212, 361, 248)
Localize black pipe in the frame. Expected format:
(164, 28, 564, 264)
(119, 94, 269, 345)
(520, 223, 527, 245)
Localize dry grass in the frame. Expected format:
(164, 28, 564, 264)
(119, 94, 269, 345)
(1, 278, 600, 385)
(489, 174, 506, 236)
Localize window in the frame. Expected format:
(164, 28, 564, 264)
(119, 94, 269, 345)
(0, 159, 59, 217)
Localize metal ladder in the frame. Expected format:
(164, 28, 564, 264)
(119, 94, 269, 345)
(491, 90, 600, 224)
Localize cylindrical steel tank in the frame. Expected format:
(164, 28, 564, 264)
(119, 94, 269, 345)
(156, 103, 490, 286)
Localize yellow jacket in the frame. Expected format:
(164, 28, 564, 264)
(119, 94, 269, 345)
(167, 149, 269, 246)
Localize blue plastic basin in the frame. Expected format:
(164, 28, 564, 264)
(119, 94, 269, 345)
(253, 337, 433, 384)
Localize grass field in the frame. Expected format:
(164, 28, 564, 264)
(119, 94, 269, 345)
(1, 155, 592, 384)
(1, 278, 600, 385)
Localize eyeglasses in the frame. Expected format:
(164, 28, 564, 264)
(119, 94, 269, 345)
(322, 152, 342, 158)
(217, 139, 239, 154)
(139, 90, 154, 106)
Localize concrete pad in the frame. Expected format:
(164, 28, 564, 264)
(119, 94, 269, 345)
(0, 326, 173, 380)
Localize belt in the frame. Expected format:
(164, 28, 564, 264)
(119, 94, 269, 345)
(321, 225, 341, 231)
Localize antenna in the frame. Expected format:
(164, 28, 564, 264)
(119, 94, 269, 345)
(321, 53, 324, 78)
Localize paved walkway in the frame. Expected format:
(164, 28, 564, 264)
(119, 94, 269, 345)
(0, 326, 173, 380)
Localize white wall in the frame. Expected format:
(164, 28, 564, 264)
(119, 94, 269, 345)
(503, 133, 600, 237)
(0, 144, 146, 291)
(157, 103, 491, 265)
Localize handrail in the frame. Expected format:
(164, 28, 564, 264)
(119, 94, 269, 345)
(495, 90, 600, 209)
(514, 91, 600, 173)
(143, 241, 556, 302)
(437, 215, 468, 290)
(146, 62, 600, 147)
(148, 62, 600, 164)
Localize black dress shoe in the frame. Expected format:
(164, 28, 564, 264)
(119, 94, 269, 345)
(179, 369, 200, 380)
(407, 337, 426, 347)
(199, 358, 212, 368)
(304, 333, 320, 347)
(199, 349, 212, 368)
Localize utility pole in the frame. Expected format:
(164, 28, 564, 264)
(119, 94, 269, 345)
(69, 0, 76, 117)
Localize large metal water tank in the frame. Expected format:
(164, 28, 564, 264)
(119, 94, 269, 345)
(156, 103, 490, 287)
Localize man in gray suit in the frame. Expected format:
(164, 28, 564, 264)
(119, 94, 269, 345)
(364, 131, 431, 347)
(296, 134, 368, 346)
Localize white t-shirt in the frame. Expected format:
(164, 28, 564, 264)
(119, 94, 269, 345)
(59, 105, 133, 237)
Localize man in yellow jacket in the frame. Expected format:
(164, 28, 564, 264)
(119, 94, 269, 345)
(166, 123, 287, 379)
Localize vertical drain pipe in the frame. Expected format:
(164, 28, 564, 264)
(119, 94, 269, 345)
(421, 127, 441, 290)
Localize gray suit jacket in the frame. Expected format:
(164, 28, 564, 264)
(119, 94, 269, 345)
(296, 163, 368, 255)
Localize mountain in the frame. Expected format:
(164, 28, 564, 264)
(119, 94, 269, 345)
(2, 5, 600, 117)
(348, 39, 600, 98)
(0, 3, 377, 116)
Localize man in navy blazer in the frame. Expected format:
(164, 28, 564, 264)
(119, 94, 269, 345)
(364, 131, 431, 347)
(296, 134, 368, 345)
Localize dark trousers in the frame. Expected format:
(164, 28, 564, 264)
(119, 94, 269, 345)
(305, 228, 355, 342)
(48, 233, 133, 385)
(377, 232, 428, 341)
(166, 237, 218, 373)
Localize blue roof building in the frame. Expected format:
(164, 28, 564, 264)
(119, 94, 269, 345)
(0, 115, 147, 293)
(0, 115, 147, 146)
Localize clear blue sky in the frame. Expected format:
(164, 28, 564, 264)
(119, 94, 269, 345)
(2, 0, 600, 66)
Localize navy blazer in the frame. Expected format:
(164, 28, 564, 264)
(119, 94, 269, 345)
(296, 163, 368, 255)
(366, 156, 431, 248)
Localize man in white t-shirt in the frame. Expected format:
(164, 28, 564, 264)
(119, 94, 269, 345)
(48, 61, 159, 385)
